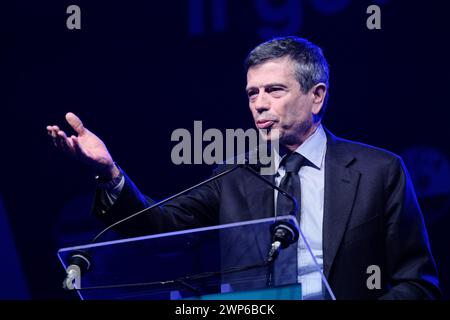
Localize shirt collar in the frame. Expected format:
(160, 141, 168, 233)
(274, 124, 327, 171)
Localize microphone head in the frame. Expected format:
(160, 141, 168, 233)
(69, 250, 92, 272)
(270, 220, 299, 249)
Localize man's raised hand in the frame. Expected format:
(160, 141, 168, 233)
(46, 112, 120, 179)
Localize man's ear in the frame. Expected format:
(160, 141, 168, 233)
(310, 83, 327, 116)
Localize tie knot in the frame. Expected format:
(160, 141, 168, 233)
(282, 152, 306, 173)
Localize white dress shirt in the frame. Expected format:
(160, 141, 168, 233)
(273, 124, 327, 298)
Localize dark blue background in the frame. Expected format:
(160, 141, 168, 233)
(1, 0, 449, 299)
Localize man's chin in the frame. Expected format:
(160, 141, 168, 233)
(258, 128, 281, 142)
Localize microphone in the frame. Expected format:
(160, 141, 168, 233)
(62, 164, 244, 290)
(62, 156, 298, 290)
(94, 158, 299, 259)
(240, 163, 299, 263)
(267, 220, 299, 262)
(91, 164, 243, 243)
(62, 250, 91, 290)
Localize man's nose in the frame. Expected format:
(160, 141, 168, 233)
(254, 91, 270, 113)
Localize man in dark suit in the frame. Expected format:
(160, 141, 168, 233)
(47, 37, 440, 299)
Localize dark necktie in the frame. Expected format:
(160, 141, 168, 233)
(273, 152, 306, 286)
(276, 152, 306, 221)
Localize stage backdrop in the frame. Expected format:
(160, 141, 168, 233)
(1, 0, 449, 298)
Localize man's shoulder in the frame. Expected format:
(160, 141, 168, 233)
(327, 130, 403, 169)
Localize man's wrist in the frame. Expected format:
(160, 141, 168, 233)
(108, 164, 121, 180)
(96, 163, 120, 181)
(96, 163, 123, 187)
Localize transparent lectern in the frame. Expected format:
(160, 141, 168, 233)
(58, 216, 335, 300)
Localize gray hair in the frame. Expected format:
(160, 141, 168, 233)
(245, 36, 330, 120)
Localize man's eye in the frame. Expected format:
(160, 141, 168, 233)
(268, 87, 285, 97)
(267, 87, 283, 93)
(247, 90, 258, 98)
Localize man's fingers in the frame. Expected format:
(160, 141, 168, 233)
(46, 123, 82, 156)
(47, 125, 60, 138)
(54, 133, 65, 150)
(71, 135, 79, 149)
(51, 136, 58, 147)
(66, 135, 75, 150)
(47, 126, 60, 147)
(65, 112, 86, 135)
(56, 130, 73, 153)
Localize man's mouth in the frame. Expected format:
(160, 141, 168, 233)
(256, 119, 275, 129)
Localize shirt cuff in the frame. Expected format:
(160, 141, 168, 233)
(96, 166, 125, 210)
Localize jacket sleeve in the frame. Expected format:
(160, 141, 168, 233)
(92, 168, 222, 238)
(380, 156, 441, 299)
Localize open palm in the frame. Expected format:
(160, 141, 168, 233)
(47, 112, 119, 179)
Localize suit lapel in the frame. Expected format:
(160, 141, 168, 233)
(239, 130, 362, 279)
(323, 130, 361, 278)
(243, 169, 276, 261)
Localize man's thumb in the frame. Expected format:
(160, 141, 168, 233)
(65, 112, 86, 135)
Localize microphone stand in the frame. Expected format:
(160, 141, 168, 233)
(63, 163, 300, 292)
(241, 165, 300, 287)
(63, 164, 242, 290)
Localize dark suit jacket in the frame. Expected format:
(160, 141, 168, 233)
(93, 129, 440, 299)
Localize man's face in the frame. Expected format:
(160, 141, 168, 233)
(246, 57, 322, 150)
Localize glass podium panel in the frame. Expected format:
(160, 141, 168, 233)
(58, 216, 334, 300)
